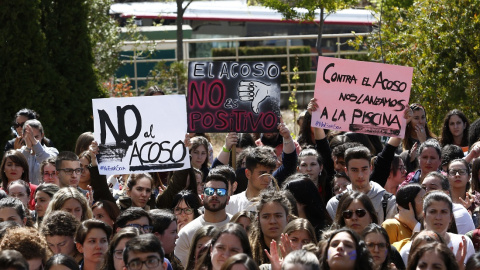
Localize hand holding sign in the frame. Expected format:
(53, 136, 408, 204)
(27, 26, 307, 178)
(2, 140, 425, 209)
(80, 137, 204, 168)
(238, 80, 271, 113)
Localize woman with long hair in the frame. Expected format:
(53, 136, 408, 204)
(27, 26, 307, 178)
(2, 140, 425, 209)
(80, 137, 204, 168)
(44, 187, 93, 222)
(190, 136, 210, 182)
(447, 159, 471, 205)
(282, 174, 330, 235)
(33, 183, 59, 227)
(196, 223, 252, 270)
(296, 149, 331, 201)
(362, 224, 394, 270)
(332, 191, 378, 235)
(406, 242, 457, 270)
(283, 218, 317, 251)
(185, 226, 217, 270)
(117, 173, 154, 211)
(249, 190, 292, 266)
(320, 227, 374, 270)
(92, 200, 120, 228)
(402, 103, 435, 152)
(100, 227, 140, 270)
(440, 109, 470, 151)
(400, 192, 475, 266)
(75, 219, 112, 270)
(0, 150, 36, 210)
(171, 189, 202, 232)
(399, 139, 442, 187)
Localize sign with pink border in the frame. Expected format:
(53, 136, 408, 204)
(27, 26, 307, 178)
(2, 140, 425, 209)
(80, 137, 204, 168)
(312, 57, 413, 138)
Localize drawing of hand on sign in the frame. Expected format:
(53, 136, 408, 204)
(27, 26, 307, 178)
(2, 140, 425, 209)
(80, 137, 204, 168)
(238, 80, 271, 114)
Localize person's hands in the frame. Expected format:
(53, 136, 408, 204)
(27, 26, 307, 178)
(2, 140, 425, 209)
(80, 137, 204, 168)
(409, 142, 419, 162)
(158, 182, 167, 196)
(88, 141, 99, 167)
(86, 185, 94, 206)
(404, 107, 413, 123)
(414, 124, 427, 143)
(184, 134, 192, 148)
(265, 239, 282, 270)
(307, 98, 319, 114)
(23, 124, 38, 149)
(279, 233, 293, 257)
(238, 80, 271, 113)
(224, 132, 238, 150)
(396, 203, 418, 230)
(459, 192, 475, 211)
(278, 119, 292, 140)
(451, 236, 467, 270)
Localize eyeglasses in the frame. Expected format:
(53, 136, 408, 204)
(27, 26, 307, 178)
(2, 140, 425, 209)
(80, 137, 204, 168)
(126, 224, 154, 233)
(366, 242, 387, 250)
(203, 187, 227, 197)
(43, 172, 56, 178)
(448, 169, 467, 176)
(114, 249, 123, 259)
(174, 207, 193, 215)
(127, 257, 161, 270)
(58, 168, 84, 175)
(342, 209, 367, 219)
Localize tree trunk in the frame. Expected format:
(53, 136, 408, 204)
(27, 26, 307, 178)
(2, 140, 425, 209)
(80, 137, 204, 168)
(176, 0, 184, 61)
(316, 7, 325, 56)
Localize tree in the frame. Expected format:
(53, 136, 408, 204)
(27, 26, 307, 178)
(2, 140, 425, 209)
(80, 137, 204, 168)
(176, 0, 194, 61)
(0, 0, 51, 150)
(253, 0, 358, 56)
(38, 0, 108, 151)
(352, 0, 480, 133)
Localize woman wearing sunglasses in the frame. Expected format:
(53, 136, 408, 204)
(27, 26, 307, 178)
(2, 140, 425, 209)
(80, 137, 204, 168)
(333, 191, 378, 235)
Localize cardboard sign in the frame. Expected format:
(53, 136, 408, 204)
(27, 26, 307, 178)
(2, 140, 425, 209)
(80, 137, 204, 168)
(187, 61, 282, 133)
(92, 95, 190, 175)
(312, 57, 413, 138)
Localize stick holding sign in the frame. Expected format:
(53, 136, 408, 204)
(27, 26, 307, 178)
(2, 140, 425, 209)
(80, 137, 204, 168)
(92, 95, 190, 175)
(311, 57, 413, 138)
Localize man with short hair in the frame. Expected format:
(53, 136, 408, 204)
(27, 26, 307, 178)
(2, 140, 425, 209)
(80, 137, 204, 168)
(114, 207, 153, 233)
(174, 174, 230, 266)
(123, 234, 168, 270)
(226, 146, 276, 215)
(55, 151, 83, 188)
(40, 211, 81, 262)
(149, 209, 182, 270)
(326, 145, 397, 224)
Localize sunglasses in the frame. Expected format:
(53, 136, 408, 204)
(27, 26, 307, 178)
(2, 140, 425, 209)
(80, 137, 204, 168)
(13, 122, 25, 128)
(203, 187, 227, 197)
(342, 209, 367, 219)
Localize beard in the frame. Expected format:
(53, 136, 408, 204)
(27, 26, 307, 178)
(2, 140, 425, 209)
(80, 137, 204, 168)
(203, 198, 227, 212)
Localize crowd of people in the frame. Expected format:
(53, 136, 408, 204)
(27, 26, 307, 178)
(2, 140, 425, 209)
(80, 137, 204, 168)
(2, 92, 480, 270)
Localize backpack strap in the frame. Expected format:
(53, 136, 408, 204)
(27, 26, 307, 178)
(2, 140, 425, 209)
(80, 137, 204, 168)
(382, 192, 393, 220)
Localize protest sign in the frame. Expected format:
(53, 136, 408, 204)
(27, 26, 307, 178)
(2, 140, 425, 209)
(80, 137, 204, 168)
(92, 95, 190, 175)
(187, 61, 282, 133)
(312, 57, 413, 138)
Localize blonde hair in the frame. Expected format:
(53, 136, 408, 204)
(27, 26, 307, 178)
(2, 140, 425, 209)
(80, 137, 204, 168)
(44, 187, 92, 221)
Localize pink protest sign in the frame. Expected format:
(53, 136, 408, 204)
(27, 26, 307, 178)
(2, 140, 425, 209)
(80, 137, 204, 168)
(312, 57, 413, 138)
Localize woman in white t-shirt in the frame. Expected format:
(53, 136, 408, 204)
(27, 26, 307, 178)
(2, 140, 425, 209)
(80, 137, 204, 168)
(400, 191, 474, 266)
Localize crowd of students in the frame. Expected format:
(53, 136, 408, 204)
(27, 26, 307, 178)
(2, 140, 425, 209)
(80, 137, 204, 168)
(2, 93, 480, 270)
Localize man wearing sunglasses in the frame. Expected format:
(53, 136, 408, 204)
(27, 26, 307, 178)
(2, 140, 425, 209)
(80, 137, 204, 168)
(175, 174, 231, 266)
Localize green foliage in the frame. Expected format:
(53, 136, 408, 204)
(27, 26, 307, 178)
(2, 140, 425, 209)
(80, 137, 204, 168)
(87, 0, 122, 81)
(0, 0, 49, 147)
(212, 46, 312, 90)
(355, 0, 480, 134)
(0, 0, 108, 152)
(146, 61, 188, 94)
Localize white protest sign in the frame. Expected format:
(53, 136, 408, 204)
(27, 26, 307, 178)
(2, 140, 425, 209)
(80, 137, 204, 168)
(92, 95, 190, 175)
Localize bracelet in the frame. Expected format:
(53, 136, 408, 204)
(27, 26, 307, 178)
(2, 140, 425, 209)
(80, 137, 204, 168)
(25, 147, 31, 152)
(283, 140, 293, 145)
(222, 145, 231, 153)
